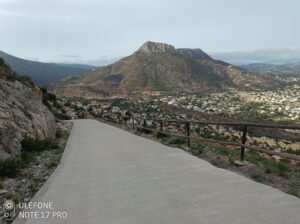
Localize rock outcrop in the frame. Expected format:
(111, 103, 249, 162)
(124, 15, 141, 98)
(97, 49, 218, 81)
(0, 58, 56, 159)
(136, 41, 177, 54)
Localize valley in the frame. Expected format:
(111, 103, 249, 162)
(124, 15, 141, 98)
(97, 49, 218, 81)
(0, 50, 94, 86)
(55, 78, 300, 124)
(54, 81, 300, 150)
(163, 83, 300, 123)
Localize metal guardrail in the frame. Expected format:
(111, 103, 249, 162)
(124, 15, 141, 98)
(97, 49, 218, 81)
(99, 115, 300, 162)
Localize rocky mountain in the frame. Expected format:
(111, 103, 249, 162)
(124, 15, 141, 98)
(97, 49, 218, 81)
(53, 41, 277, 98)
(0, 50, 94, 86)
(0, 58, 56, 160)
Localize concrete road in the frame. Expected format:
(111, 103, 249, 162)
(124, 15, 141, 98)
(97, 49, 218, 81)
(14, 119, 300, 224)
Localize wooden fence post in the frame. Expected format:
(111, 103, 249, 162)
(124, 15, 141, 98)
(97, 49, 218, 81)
(132, 116, 135, 130)
(186, 121, 191, 147)
(240, 125, 248, 161)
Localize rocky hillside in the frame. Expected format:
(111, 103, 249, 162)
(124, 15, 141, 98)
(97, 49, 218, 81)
(0, 50, 94, 86)
(53, 41, 277, 98)
(0, 58, 56, 160)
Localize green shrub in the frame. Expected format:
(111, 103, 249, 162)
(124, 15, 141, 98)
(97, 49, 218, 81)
(265, 167, 272, 174)
(276, 162, 292, 177)
(194, 127, 200, 133)
(205, 144, 231, 156)
(153, 131, 168, 139)
(21, 136, 58, 152)
(21, 135, 58, 162)
(251, 173, 265, 182)
(0, 156, 22, 177)
(166, 136, 186, 145)
(53, 112, 71, 120)
(262, 161, 292, 177)
(55, 129, 63, 138)
(191, 144, 204, 154)
(22, 136, 45, 152)
(143, 129, 153, 135)
(46, 160, 59, 169)
(64, 101, 71, 107)
(287, 189, 299, 197)
(53, 101, 62, 109)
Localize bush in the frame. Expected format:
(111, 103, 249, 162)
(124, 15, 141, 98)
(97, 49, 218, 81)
(0, 156, 22, 177)
(166, 136, 186, 145)
(194, 127, 200, 133)
(191, 143, 204, 155)
(55, 129, 63, 138)
(251, 173, 265, 182)
(263, 161, 292, 177)
(21, 135, 58, 162)
(153, 131, 168, 139)
(64, 101, 71, 107)
(52, 101, 61, 109)
(53, 112, 71, 120)
(276, 162, 292, 177)
(46, 160, 59, 169)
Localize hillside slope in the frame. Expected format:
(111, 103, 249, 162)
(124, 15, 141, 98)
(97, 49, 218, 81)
(0, 50, 94, 86)
(0, 58, 56, 160)
(53, 42, 277, 98)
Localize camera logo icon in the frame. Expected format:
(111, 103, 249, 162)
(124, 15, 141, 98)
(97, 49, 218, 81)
(2, 200, 16, 221)
(4, 200, 15, 210)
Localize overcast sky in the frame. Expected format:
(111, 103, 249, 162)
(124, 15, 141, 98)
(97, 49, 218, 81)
(0, 0, 299, 64)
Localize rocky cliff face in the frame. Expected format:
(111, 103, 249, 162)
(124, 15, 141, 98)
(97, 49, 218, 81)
(0, 58, 56, 159)
(136, 41, 177, 54)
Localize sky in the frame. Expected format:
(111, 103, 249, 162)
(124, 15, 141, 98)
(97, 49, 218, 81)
(0, 0, 299, 64)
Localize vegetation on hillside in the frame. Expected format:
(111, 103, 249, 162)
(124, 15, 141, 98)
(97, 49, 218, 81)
(53, 42, 279, 98)
(0, 51, 93, 86)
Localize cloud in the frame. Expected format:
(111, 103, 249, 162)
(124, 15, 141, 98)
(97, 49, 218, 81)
(0, 0, 299, 62)
(59, 55, 80, 58)
(0, 10, 24, 17)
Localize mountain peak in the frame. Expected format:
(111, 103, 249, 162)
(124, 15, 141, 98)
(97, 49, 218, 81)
(54, 42, 277, 98)
(136, 41, 210, 60)
(137, 41, 176, 54)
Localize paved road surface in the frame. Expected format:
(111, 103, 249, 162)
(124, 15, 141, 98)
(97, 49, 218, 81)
(14, 119, 300, 224)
